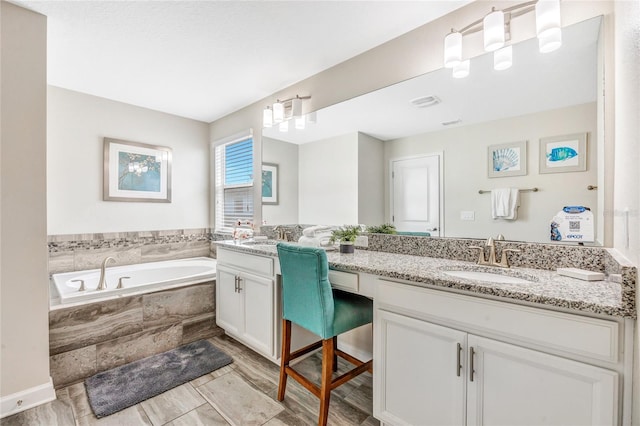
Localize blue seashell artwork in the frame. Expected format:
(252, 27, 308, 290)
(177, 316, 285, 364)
(492, 148, 520, 172)
(546, 146, 578, 162)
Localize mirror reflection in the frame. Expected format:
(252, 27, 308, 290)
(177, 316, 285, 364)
(262, 17, 603, 245)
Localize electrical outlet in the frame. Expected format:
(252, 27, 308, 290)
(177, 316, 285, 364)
(460, 211, 475, 221)
(354, 235, 369, 248)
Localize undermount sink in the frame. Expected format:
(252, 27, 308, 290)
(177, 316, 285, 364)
(443, 270, 534, 284)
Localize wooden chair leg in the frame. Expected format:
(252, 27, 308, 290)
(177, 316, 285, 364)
(277, 319, 292, 401)
(332, 336, 338, 372)
(318, 338, 334, 426)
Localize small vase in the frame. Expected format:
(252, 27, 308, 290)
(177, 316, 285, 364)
(339, 242, 354, 254)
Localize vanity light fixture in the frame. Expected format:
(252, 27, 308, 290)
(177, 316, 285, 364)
(443, 0, 563, 78)
(443, 30, 462, 68)
(262, 95, 312, 128)
(263, 106, 273, 128)
(295, 115, 306, 130)
(273, 101, 285, 124)
(452, 60, 470, 79)
(494, 45, 513, 71)
(483, 9, 505, 52)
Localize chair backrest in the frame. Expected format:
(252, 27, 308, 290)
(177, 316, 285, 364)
(276, 243, 334, 338)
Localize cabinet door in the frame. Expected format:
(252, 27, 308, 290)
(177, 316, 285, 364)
(467, 335, 618, 426)
(216, 265, 243, 335)
(374, 309, 466, 426)
(239, 271, 274, 357)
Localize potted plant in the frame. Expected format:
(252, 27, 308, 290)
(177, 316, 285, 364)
(366, 223, 397, 234)
(330, 225, 361, 253)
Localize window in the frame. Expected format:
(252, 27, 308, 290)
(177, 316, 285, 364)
(214, 137, 254, 231)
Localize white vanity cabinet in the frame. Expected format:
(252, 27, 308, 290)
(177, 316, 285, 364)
(374, 279, 621, 426)
(216, 248, 275, 358)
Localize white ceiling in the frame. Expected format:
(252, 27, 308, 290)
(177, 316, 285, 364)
(12, 0, 473, 123)
(263, 16, 601, 144)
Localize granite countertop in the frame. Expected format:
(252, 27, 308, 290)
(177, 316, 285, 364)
(215, 240, 631, 319)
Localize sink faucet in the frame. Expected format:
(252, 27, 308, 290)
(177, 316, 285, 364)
(273, 226, 287, 241)
(97, 257, 116, 290)
(469, 238, 521, 268)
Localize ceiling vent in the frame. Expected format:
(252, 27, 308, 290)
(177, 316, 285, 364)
(410, 95, 441, 108)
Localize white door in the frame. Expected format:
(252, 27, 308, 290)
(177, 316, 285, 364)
(374, 309, 466, 426)
(467, 335, 618, 426)
(216, 265, 243, 335)
(391, 155, 441, 235)
(240, 271, 274, 357)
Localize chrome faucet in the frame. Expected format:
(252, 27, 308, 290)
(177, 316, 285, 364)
(97, 257, 116, 290)
(469, 238, 521, 268)
(273, 226, 287, 241)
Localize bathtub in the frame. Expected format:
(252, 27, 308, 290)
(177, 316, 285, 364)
(51, 257, 216, 306)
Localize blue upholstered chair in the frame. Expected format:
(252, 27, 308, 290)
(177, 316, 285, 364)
(276, 243, 373, 426)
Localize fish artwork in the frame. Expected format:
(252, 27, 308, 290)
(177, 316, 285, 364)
(492, 148, 519, 172)
(546, 146, 578, 162)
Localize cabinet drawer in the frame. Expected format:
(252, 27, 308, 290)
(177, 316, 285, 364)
(329, 269, 359, 293)
(217, 248, 273, 277)
(376, 280, 619, 364)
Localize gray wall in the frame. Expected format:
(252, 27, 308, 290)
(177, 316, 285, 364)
(47, 86, 210, 234)
(0, 0, 51, 402)
(612, 1, 640, 423)
(384, 103, 598, 243)
(262, 137, 299, 225)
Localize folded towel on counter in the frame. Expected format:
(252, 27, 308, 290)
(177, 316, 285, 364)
(491, 188, 519, 220)
(302, 225, 332, 237)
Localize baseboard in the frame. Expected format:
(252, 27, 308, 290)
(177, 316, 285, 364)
(0, 377, 56, 419)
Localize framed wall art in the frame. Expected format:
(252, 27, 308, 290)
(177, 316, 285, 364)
(261, 163, 279, 205)
(488, 140, 527, 178)
(539, 133, 587, 174)
(103, 137, 172, 202)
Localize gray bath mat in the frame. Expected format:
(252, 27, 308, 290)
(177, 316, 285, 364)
(85, 339, 233, 418)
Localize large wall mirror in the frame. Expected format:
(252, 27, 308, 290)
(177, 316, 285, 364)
(262, 16, 605, 245)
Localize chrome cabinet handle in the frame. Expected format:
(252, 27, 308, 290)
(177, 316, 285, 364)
(456, 343, 462, 377)
(71, 279, 85, 292)
(237, 277, 242, 292)
(469, 346, 475, 382)
(234, 276, 239, 292)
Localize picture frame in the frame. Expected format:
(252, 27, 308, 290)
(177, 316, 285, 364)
(103, 137, 172, 202)
(539, 133, 587, 174)
(488, 140, 527, 178)
(261, 163, 279, 205)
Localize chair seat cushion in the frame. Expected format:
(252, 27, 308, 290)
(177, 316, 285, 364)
(331, 289, 373, 337)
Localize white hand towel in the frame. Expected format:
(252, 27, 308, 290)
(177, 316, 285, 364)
(491, 188, 520, 220)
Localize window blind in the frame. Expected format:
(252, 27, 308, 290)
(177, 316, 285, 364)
(214, 138, 254, 231)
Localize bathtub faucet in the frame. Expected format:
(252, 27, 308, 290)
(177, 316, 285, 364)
(97, 257, 116, 290)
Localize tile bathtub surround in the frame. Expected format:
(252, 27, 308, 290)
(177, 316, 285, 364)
(366, 233, 607, 272)
(48, 228, 212, 274)
(48, 282, 223, 388)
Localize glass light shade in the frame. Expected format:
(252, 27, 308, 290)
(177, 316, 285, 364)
(262, 106, 273, 127)
(536, 0, 561, 39)
(538, 27, 562, 53)
(443, 31, 462, 68)
(483, 10, 505, 52)
(291, 98, 303, 118)
(295, 115, 305, 130)
(307, 111, 317, 124)
(279, 120, 289, 132)
(452, 60, 470, 78)
(494, 45, 512, 71)
(273, 101, 284, 123)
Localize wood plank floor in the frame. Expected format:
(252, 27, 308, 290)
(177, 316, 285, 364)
(3, 335, 377, 426)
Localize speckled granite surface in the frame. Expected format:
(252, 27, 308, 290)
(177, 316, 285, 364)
(216, 240, 636, 319)
(366, 234, 606, 272)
